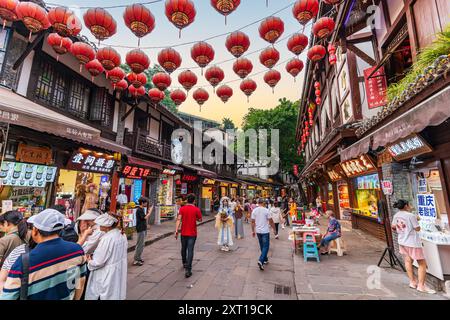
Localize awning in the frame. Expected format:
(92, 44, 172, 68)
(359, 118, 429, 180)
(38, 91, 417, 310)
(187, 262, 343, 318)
(0, 88, 130, 154)
(128, 156, 163, 170)
(341, 86, 450, 161)
(182, 164, 217, 179)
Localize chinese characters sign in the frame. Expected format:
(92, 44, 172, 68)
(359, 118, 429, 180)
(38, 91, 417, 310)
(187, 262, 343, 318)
(417, 194, 437, 222)
(67, 149, 115, 174)
(16, 143, 52, 165)
(339, 155, 377, 178)
(182, 175, 198, 182)
(381, 180, 393, 195)
(66, 127, 94, 141)
(0, 161, 57, 187)
(364, 66, 388, 109)
(387, 134, 432, 161)
(122, 165, 152, 179)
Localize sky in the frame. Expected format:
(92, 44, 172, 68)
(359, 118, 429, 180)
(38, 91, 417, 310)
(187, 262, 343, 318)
(50, 0, 312, 128)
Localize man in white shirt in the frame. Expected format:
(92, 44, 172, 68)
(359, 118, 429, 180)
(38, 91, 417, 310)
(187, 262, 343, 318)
(251, 198, 276, 271)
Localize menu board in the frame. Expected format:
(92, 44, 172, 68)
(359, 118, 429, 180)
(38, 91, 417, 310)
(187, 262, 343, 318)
(0, 161, 57, 187)
(340, 155, 377, 178)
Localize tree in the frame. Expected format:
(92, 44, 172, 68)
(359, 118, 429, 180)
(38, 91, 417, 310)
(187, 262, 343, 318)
(241, 98, 304, 174)
(221, 117, 236, 130)
(120, 64, 178, 114)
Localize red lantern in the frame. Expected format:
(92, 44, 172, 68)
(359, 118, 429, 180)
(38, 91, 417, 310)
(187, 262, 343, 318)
(204, 66, 224, 91)
(123, 4, 155, 43)
(316, 97, 322, 105)
(307, 45, 326, 62)
(178, 70, 198, 92)
(47, 33, 72, 61)
(191, 42, 215, 74)
(292, 0, 319, 25)
(264, 70, 281, 93)
(70, 42, 95, 72)
(259, 47, 280, 69)
(170, 89, 187, 106)
(233, 58, 253, 79)
(0, 0, 18, 29)
(158, 48, 182, 74)
(216, 85, 233, 103)
(126, 49, 150, 74)
(83, 8, 117, 42)
(48, 6, 82, 38)
(193, 88, 209, 110)
(287, 33, 308, 56)
(152, 72, 172, 91)
(148, 88, 165, 104)
(165, 0, 196, 38)
(107, 67, 126, 85)
(16, 1, 50, 39)
(128, 85, 145, 98)
(114, 79, 128, 92)
(323, 0, 341, 4)
(314, 81, 320, 90)
(211, 0, 240, 24)
(328, 43, 336, 54)
(259, 16, 284, 44)
(225, 31, 250, 58)
(240, 79, 257, 102)
(127, 72, 148, 88)
(315, 89, 321, 97)
(85, 59, 104, 81)
(313, 17, 335, 39)
(286, 58, 304, 81)
(97, 47, 121, 71)
(329, 54, 337, 65)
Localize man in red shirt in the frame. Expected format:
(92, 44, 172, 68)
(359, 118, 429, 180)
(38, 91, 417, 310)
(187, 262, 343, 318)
(175, 193, 202, 278)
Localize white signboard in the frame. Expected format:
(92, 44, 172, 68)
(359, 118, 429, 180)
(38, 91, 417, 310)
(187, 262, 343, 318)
(417, 194, 437, 223)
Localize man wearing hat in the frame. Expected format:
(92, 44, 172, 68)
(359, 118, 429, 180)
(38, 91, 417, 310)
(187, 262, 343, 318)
(1, 209, 87, 300)
(76, 209, 105, 255)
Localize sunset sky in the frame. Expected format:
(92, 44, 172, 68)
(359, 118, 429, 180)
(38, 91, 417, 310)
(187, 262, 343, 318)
(51, 0, 312, 127)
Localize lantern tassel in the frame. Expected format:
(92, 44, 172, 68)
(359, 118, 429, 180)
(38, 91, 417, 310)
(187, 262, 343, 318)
(225, 16, 227, 26)
(272, 87, 274, 94)
(294, 77, 296, 83)
(28, 31, 32, 42)
(179, 29, 182, 39)
(266, 0, 268, 7)
(79, 64, 82, 73)
(247, 96, 249, 103)
(2, 19, 6, 31)
(91, 75, 94, 82)
(56, 54, 60, 62)
(138, 38, 141, 48)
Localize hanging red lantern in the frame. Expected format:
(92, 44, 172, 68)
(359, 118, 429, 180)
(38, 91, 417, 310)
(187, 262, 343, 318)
(152, 72, 172, 91)
(211, 0, 240, 24)
(107, 67, 126, 85)
(329, 54, 337, 65)
(123, 4, 155, 43)
(216, 85, 233, 103)
(204, 66, 224, 91)
(314, 81, 321, 90)
(315, 89, 321, 97)
(127, 72, 148, 88)
(83, 8, 117, 42)
(97, 47, 121, 71)
(126, 49, 150, 74)
(233, 58, 253, 79)
(148, 88, 165, 104)
(85, 59, 104, 81)
(47, 33, 72, 61)
(16, 1, 50, 39)
(259, 16, 284, 44)
(240, 79, 257, 102)
(0, 0, 18, 29)
(158, 48, 182, 74)
(292, 0, 319, 25)
(225, 31, 250, 58)
(191, 42, 215, 74)
(259, 47, 280, 69)
(178, 70, 198, 92)
(70, 42, 95, 72)
(286, 58, 304, 81)
(193, 88, 209, 111)
(313, 17, 335, 39)
(328, 43, 336, 54)
(114, 79, 128, 92)
(307, 45, 326, 62)
(287, 33, 308, 56)
(323, 0, 341, 5)
(170, 89, 187, 106)
(264, 70, 281, 93)
(128, 85, 145, 98)
(165, 0, 196, 38)
(48, 6, 82, 38)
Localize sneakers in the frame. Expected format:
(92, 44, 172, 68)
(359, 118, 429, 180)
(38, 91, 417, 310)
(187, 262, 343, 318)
(133, 260, 143, 266)
(263, 260, 269, 265)
(224, 246, 230, 252)
(220, 246, 226, 251)
(185, 270, 193, 278)
(257, 261, 264, 271)
(417, 286, 436, 294)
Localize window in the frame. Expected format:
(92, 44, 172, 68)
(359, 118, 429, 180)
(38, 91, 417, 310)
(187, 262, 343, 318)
(68, 79, 89, 118)
(0, 28, 10, 74)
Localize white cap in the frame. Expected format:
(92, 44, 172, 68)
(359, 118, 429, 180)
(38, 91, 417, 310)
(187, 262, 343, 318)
(77, 209, 101, 221)
(27, 209, 66, 232)
(95, 214, 118, 227)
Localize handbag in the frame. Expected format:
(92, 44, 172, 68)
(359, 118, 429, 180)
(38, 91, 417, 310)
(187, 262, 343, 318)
(19, 245, 30, 300)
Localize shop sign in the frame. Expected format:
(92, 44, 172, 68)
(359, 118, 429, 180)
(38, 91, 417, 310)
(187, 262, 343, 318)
(339, 155, 376, 178)
(1, 200, 12, 213)
(417, 194, 437, 222)
(182, 174, 198, 182)
(364, 66, 388, 109)
(381, 180, 393, 195)
(220, 182, 229, 187)
(0, 161, 57, 187)
(133, 180, 143, 203)
(387, 134, 432, 161)
(67, 149, 115, 174)
(377, 150, 393, 167)
(418, 178, 427, 193)
(163, 169, 176, 176)
(16, 143, 52, 165)
(327, 164, 347, 181)
(181, 183, 188, 195)
(248, 185, 255, 190)
(122, 165, 151, 179)
(203, 178, 216, 185)
(231, 184, 239, 188)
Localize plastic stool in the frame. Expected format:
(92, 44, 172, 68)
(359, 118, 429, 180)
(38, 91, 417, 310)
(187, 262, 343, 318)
(303, 242, 320, 262)
(303, 232, 316, 243)
(329, 238, 346, 257)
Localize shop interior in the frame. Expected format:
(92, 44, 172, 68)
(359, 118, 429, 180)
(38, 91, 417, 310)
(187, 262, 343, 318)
(354, 173, 381, 218)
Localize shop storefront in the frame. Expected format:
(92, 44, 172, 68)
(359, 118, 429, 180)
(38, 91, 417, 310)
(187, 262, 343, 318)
(219, 181, 229, 198)
(157, 168, 177, 221)
(201, 178, 216, 213)
(327, 165, 350, 220)
(246, 185, 256, 199)
(175, 172, 199, 199)
(229, 183, 239, 199)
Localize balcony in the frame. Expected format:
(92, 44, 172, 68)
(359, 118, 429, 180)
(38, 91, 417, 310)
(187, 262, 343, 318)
(124, 129, 172, 161)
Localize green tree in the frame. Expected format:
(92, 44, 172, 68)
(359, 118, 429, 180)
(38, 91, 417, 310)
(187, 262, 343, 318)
(221, 117, 236, 130)
(241, 98, 304, 174)
(120, 64, 178, 114)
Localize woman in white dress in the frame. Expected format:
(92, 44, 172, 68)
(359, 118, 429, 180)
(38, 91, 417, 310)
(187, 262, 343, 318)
(86, 214, 128, 300)
(215, 199, 234, 252)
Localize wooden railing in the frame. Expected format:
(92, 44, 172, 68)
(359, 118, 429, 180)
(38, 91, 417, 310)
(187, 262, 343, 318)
(124, 129, 172, 160)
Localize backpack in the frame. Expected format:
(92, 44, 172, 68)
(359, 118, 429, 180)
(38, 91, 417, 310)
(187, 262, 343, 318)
(59, 222, 79, 243)
(19, 245, 30, 300)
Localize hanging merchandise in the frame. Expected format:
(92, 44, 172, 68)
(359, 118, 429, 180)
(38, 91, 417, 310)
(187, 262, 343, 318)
(328, 43, 337, 65)
(70, 42, 95, 72)
(259, 16, 284, 44)
(107, 67, 126, 86)
(127, 72, 147, 88)
(233, 58, 253, 79)
(307, 44, 326, 62)
(83, 8, 117, 42)
(158, 48, 182, 74)
(216, 85, 233, 103)
(240, 79, 257, 102)
(225, 31, 250, 58)
(85, 59, 104, 82)
(165, 0, 196, 38)
(128, 85, 145, 98)
(170, 89, 187, 106)
(152, 72, 172, 91)
(191, 41, 215, 74)
(259, 47, 280, 69)
(292, 0, 319, 25)
(193, 88, 209, 111)
(205, 66, 225, 92)
(126, 48, 150, 74)
(287, 33, 309, 56)
(178, 70, 198, 93)
(264, 69, 281, 93)
(286, 58, 304, 81)
(48, 6, 82, 38)
(97, 47, 121, 71)
(0, 0, 18, 29)
(211, 0, 240, 24)
(148, 88, 165, 104)
(312, 17, 335, 39)
(16, 1, 50, 40)
(314, 81, 321, 105)
(47, 33, 72, 61)
(123, 3, 155, 45)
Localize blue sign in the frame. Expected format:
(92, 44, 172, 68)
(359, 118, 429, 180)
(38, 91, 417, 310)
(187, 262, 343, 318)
(133, 180, 143, 204)
(417, 194, 437, 222)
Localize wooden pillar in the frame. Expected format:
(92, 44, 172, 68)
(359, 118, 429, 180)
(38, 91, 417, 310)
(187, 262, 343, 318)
(141, 178, 147, 198)
(109, 171, 120, 213)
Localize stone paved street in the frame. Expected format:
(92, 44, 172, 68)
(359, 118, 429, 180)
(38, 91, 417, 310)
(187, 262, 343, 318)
(126, 220, 449, 300)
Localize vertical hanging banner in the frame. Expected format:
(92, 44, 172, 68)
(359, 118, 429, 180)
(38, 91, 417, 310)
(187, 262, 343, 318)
(364, 66, 388, 109)
(293, 165, 299, 177)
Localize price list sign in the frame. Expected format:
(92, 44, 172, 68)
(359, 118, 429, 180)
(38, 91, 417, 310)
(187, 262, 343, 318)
(417, 194, 437, 222)
(364, 66, 388, 109)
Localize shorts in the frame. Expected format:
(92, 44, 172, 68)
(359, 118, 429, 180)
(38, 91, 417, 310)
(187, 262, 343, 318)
(399, 245, 425, 261)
